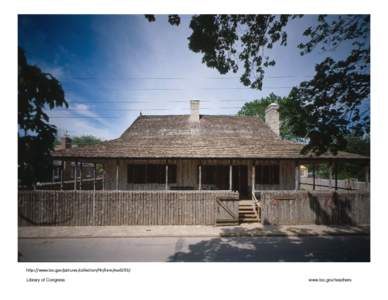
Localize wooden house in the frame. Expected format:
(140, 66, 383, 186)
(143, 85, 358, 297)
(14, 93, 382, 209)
(52, 100, 368, 199)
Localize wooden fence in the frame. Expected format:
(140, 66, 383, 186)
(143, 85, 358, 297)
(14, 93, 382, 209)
(215, 197, 239, 225)
(18, 190, 239, 226)
(260, 191, 370, 225)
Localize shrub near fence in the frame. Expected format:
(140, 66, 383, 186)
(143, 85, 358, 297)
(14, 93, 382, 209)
(18, 190, 239, 226)
(260, 191, 370, 225)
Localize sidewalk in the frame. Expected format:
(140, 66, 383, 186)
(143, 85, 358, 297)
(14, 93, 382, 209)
(18, 224, 370, 239)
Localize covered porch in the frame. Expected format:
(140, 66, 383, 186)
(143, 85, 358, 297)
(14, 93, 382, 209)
(48, 158, 294, 195)
(47, 157, 370, 196)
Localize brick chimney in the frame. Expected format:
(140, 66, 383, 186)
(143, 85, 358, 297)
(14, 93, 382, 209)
(265, 103, 280, 136)
(190, 100, 200, 122)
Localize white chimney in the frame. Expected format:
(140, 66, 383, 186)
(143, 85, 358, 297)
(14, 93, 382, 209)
(190, 100, 200, 122)
(265, 103, 280, 136)
(59, 135, 72, 150)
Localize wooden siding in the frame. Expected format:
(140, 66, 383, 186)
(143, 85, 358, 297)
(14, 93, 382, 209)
(102, 159, 296, 191)
(260, 191, 370, 225)
(18, 190, 239, 226)
(176, 159, 198, 187)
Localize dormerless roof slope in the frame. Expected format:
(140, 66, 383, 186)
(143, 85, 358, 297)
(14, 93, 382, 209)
(52, 114, 367, 160)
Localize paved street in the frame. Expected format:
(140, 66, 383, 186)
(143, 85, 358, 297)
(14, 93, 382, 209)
(19, 235, 370, 262)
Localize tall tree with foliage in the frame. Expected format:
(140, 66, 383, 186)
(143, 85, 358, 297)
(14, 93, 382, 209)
(345, 134, 369, 157)
(238, 93, 281, 119)
(18, 47, 68, 188)
(284, 20, 370, 155)
(146, 14, 370, 155)
(238, 93, 301, 141)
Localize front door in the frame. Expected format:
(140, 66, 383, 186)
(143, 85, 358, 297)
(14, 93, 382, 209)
(232, 165, 248, 199)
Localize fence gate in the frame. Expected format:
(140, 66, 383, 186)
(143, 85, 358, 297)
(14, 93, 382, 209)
(215, 197, 239, 225)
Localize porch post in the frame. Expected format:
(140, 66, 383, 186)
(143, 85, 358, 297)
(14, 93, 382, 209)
(116, 159, 119, 190)
(93, 162, 97, 191)
(74, 160, 77, 190)
(252, 161, 255, 194)
(198, 163, 202, 190)
(61, 160, 64, 190)
(295, 161, 299, 190)
(102, 164, 105, 191)
(312, 162, 316, 190)
(365, 163, 369, 191)
(229, 163, 233, 191)
(79, 162, 83, 190)
(328, 161, 333, 190)
(334, 161, 338, 191)
(93, 164, 96, 223)
(165, 163, 169, 190)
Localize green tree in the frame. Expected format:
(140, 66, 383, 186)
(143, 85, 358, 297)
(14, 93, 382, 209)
(146, 14, 370, 156)
(344, 134, 369, 157)
(338, 134, 370, 180)
(72, 135, 103, 147)
(237, 93, 301, 141)
(238, 93, 280, 119)
(18, 47, 68, 188)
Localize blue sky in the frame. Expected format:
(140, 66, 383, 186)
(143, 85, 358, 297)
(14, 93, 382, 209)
(18, 15, 368, 140)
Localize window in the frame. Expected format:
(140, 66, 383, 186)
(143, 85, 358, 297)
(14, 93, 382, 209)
(255, 165, 280, 185)
(202, 165, 216, 185)
(127, 164, 177, 184)
(128, 164, 146, 183)
(202, 165, 229, 189)
(147, 164, 165, 183)
(168, 165, 177, 184)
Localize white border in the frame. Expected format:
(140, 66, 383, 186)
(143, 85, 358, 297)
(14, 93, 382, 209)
(1, 1, 387, 299)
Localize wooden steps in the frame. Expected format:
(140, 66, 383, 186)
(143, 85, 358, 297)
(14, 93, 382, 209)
(239, 200, 260, 223)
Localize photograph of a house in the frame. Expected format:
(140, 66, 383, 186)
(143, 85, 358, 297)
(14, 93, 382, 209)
(18, 14, 370, 263)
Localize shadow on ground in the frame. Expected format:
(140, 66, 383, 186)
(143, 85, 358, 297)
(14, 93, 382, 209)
(168, 227, 370, 262)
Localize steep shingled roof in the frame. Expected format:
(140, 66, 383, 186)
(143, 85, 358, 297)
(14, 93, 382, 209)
(52, 114, 367, 160)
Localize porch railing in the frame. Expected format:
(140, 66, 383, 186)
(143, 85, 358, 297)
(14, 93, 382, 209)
(252, 191, 261, 222)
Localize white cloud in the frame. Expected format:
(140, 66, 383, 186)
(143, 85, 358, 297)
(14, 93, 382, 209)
(71, 103, 99, 118)
(47, 94, 123, 140)
(53, 114, 115, 140)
